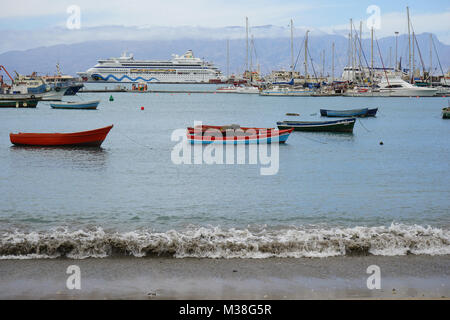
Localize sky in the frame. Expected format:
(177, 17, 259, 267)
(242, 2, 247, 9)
(0, 0, 449, 51)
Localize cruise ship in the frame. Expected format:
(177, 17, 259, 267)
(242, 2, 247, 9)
(77, 50, 225, 83)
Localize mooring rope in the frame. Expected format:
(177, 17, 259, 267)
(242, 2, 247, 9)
(357, 118, 371, 133)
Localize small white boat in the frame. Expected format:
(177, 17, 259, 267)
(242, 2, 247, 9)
(50, 100, 100, 109)
(235, 86, 260, 94)
(260, 86, 313, 96)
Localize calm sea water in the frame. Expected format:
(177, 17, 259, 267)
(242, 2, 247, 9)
(0, 84, 449, 258)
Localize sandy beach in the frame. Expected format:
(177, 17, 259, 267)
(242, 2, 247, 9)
(0, 255, 448, 299)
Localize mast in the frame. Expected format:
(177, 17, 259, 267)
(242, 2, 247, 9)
(359, 21, 362, 66)
(322, 49, 325, 78)
(304, 30, 309, 80)
(226, 39, 230, 78)
(395, 32, 399, 71)
(430, 33, 433, 86)
(350, 19, 354, 81)
(250, 34, 255, 82)
(250, 34, 254, 82)
(332, 42, 335, 82)
(347, 33, 351, 68)
(290, 19, 294, 77)
(407, 6, 412, 80)
(371, 27, 374, 83)
(389, 46, 392, 69)
(412, 31, 415, 82)
(246, 17, 249, 74)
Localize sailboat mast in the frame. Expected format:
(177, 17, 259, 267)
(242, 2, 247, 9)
(250, 34, 254, 82)
(412, 31, 415, 81)
(371, 27, 374, 81)
(359, 21, 362, 65)
(290, 19, 294, 77)
(227, 39, 230, 78)
(246, 17, 249, 74)
(350, 19, 354, 81)
(332, 42, 335, 83)
(430, 33, 433, 86)
(304, 30, 309, 80)
(389, 46, 392, 69)
(395, 32, 399, 71)
(322, 49, 325, 78)
(407, 6, 412, 80)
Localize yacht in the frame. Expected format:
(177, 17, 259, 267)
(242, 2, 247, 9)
(260, 86, 313, 96)
(378, 77, 437, 97)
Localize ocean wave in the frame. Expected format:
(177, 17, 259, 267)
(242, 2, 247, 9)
(0, 223, 449, 259)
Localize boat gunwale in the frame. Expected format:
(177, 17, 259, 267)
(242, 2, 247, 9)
(10, 125, 114, 138)
(187, 128, 293, 141)
(277, 119, 356, 127)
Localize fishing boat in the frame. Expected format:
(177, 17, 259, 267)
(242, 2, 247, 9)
(443, 107, 450, 119)
(10, 125, 113, 147)
(0, 99, 40, 108)
(320, 108, 378, 117)
(50, 100, 100, 110)
(187, 124, 274, 135)
(277, 118, 356, 133)
(187, 126, 293, 144)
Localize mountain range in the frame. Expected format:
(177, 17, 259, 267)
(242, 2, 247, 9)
(0, 25, 448, 78)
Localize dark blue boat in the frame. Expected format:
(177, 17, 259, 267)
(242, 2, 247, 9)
(320, 108, 378, 117)
(277, 118, 356, 133)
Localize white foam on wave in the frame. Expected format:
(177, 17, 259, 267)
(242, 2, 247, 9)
(0, 223, 449, 259)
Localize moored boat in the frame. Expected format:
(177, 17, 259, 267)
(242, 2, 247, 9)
(320, 108, 378, 118)
(277, 118, 356, 133)
(443, 107, 450, 119)
(10, 125, 113, 147)
(0, 99, 40, 108)
(50, 100, 100, 110)
(366, 108, 379, 117)
(187, 126, 293, 144)
(187, 124, 274, 135)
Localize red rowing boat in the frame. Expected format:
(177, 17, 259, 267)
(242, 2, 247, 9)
(10, 125, 113, 147)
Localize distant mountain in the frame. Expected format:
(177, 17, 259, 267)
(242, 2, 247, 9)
(0, 32, 448, 78)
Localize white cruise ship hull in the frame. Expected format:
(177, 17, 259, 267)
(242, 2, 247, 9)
(80, 72, 222, 83)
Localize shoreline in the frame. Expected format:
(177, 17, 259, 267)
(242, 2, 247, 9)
(1, 255, 448, 299)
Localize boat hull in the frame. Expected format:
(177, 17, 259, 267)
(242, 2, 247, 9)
(187, 128, 293, 144)
(380, 88, 438, 97)
(320, 108, 368, 117)
(320, 108, 378, 117)
(277, 119, 356, 133)
(10, 125, 113, 147)
(443, 108, 450, 119)
(50, 100, 100, 109)
(0, 99, 40, 108)
(187, 125, 275, 135)
(64, 84, 84, 96)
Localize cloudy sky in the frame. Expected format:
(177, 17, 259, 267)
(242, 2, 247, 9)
(1, 0, 449, 52)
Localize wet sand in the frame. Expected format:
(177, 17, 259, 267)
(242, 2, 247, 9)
(0, 255, 449, 299)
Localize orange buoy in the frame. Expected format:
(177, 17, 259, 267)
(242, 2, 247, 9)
(141, 106, 144, 111)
